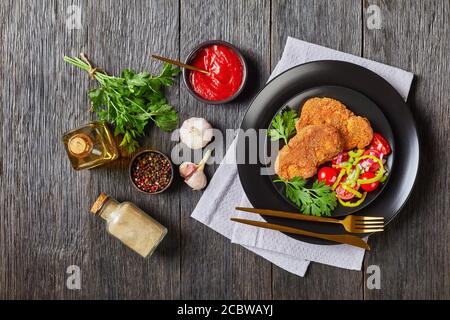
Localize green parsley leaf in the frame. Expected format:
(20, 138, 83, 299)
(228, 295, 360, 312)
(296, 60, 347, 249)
(268, 109, 298, 145)
(274, 177, 337, 216)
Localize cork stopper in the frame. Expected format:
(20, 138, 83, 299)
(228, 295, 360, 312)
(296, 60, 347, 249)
(68, 133, 93, 158)
(90, 193, 109, 215)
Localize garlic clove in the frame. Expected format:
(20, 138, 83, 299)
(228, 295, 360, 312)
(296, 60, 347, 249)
(185, 170, 208, 190)
(179, 162, 197, 179)
(196, 149, 212, 171)
(180, 149, 212, 190)
(180, 117, 213, 149)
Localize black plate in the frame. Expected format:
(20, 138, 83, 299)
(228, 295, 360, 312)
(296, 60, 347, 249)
(237, 60, 420, 245)
(266, 86, 395, 217)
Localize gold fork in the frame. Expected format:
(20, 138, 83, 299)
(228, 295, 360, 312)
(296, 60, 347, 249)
(235, 207, 384, 233)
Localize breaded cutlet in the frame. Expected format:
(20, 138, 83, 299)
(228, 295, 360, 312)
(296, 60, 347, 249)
(296, 97, 373, 150)
(275, 124, 344, 179)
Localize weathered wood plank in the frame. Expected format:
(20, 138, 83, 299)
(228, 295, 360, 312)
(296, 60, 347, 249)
(362, 0, 450, 299)
(0, 0, 7, 296)
(1, 0, 92, 299)
(270, 0, 364, 299)
(83, 0, 181, 300)
(179, 0, 272, 299)
(0, 0, 181, 299)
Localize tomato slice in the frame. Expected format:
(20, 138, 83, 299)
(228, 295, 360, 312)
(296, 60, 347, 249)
(359, 172, 380, 192)
(361, 149, 383, 172)
(318, 167, 339, 186)
(370, 132, 391, 155)
(335, 184, 355, 200)
(364, 149, 384, 159)
(332, 152, 349, 167)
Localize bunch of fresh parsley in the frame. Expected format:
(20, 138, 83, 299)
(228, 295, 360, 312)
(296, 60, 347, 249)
(64, 55, 179, 153)
(267, 109, 298, 145)
(274, 177, 337, 216)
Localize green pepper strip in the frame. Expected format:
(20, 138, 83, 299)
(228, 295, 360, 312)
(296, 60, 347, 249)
(332, 168, 346, 190)
(345, 163, 353, 177)
(341, 184, 363, 198)
(349, 149, 364, 159)
(334, 161, 349, 169)
(345, 165, 361, 186)
(338, 192, 367, 207)
(355, 155, 385, 184)
(347, 149, 364, 165)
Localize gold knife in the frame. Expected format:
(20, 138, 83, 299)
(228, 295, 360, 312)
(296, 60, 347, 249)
(230, 217, 370, 250)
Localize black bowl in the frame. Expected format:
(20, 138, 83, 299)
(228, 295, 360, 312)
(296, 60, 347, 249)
(182, 40, 248, 105)
(266, 86, 395, 217)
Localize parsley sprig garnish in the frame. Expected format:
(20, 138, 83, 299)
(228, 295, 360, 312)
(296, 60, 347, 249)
(269, 109, 337, 216)
(64, 54, 180, 153)
(274, 177, 337, 216)
(268, 109, 298, 145)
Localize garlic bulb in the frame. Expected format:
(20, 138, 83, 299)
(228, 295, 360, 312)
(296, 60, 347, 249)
(179, 149, 212, 190)
(179, 117, 213, 149)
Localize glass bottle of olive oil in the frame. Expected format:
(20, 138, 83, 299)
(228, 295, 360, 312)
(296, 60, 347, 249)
(63, 121, 119, 170)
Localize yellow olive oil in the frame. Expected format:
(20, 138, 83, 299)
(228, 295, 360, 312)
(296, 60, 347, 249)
(63, 121, 119, 170)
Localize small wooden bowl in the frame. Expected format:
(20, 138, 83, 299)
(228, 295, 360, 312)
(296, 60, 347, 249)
(129, 150, 174, 195)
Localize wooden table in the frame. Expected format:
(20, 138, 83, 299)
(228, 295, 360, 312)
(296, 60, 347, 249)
(1, 0, 449, 300)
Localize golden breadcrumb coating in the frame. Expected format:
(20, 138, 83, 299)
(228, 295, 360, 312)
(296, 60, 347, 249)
(296, 97, 373, 150)
(275, 125, 344, 179)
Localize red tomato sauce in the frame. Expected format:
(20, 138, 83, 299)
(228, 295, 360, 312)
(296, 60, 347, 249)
(189, 45, 243, 101)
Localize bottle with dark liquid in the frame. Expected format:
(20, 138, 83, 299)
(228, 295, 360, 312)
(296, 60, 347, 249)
(63, 121, 119, 170)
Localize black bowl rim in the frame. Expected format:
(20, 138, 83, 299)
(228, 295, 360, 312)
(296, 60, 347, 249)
(236, 60, 420, 245)
(182, 40, 248, 105)
(129, 149, 174, 195)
